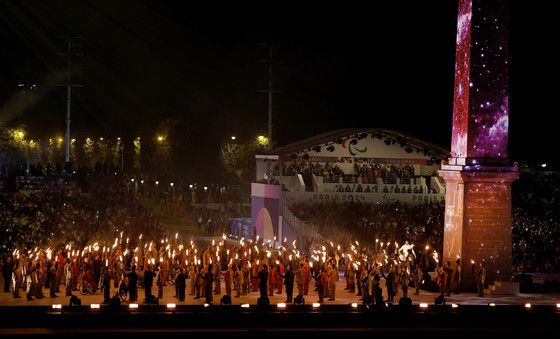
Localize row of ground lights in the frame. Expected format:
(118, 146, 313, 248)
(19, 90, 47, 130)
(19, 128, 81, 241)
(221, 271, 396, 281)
(50, 303, 560, 310)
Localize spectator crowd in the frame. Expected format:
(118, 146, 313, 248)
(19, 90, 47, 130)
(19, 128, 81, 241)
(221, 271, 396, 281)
(511, 170, 560, 272)
(289, 200, 445, 253)
(1, 173, 168, 255)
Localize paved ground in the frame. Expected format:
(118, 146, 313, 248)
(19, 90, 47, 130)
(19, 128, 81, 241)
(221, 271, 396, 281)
(1, 276, 558, 307)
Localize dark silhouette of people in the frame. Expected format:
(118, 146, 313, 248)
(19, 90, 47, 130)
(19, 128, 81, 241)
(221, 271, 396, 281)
(2, 256, 13, 293)
(311, 268, 324, 303)
(144, 265, 155, 303)
(101, 266, 110, 303)
(176, 268, 187, 301)
(204, 264, 214, 304)
(127, 265, 138, 302)
(258, 264, 268, 300)
(280, 264, 294, 303)
(477, 261, 486, 297)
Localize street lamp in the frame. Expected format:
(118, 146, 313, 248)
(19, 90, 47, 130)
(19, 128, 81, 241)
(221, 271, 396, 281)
(231, 136, 236, 141)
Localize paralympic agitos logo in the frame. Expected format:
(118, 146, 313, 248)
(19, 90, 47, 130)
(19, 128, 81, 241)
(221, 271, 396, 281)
(341, 138, 367, 156)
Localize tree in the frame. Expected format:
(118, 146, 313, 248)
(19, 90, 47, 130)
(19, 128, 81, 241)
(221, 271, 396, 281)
(219, 137, 267, 183)
(0, 125, 29, 164)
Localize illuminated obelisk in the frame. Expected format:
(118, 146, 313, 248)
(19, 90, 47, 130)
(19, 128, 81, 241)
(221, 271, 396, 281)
(439, 0, 518, 287)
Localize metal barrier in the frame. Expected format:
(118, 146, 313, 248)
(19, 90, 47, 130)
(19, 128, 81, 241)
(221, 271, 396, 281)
(281, 202, 327, 245)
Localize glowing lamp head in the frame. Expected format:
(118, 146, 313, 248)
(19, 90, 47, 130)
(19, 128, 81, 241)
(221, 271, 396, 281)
(257, 135, 269, 145)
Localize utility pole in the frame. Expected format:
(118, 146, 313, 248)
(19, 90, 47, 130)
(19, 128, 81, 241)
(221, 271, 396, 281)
(118, 138, 124, 170)
(57, 36, 83, 165)
(257, 44, 282, 150)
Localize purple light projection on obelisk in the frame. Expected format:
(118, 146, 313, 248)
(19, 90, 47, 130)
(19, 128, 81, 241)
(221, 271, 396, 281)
(440, 0, 518, 286)
(451, 0, 510, 165)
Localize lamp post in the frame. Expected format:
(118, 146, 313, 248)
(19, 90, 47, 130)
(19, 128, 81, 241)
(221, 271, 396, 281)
(189, 184, 195, 204)
(155, 180, 160, 200)
(204, 186, 208, 204)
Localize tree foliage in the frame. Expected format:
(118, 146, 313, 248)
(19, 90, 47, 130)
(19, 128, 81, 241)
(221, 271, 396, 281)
(219, 138, 267, 183)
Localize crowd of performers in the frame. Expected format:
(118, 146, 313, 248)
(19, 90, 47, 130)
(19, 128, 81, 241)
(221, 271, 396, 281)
(1, 230, 476, 305)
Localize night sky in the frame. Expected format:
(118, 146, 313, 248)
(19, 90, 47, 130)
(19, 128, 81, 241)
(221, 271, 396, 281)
(0, 1, 557, 181)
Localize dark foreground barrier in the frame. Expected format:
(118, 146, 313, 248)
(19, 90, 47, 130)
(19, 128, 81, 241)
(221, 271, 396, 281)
(0, 303, 559, 337)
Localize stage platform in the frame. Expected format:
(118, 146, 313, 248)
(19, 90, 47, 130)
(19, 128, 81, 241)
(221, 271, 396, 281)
(2, 275, 559, 336)
(1, 277, 559, 307)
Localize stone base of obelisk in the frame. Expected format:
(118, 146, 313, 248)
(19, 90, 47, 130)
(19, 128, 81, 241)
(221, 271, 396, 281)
(439, 166, 519, 289)
(484, 280, 520, 296)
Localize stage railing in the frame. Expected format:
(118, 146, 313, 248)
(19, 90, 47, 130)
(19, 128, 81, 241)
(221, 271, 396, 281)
(281, 202, 327, 245)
